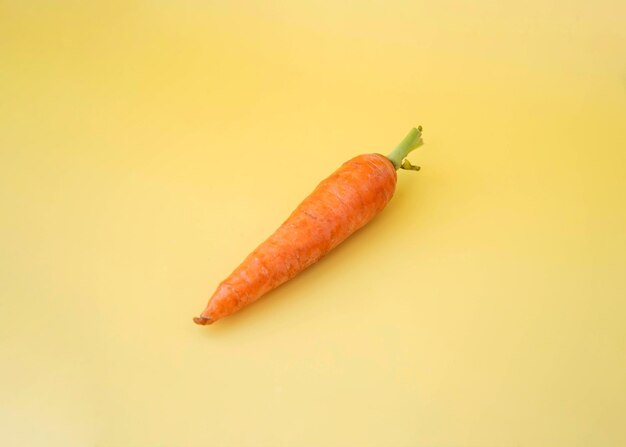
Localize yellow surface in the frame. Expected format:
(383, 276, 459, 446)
(1, 1, 625, 446)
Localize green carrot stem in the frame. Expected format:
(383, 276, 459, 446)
(386, 126, 424, 170)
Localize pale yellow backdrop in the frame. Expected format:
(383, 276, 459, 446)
(1, 1, 625, 446)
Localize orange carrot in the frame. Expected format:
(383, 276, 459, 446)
(194, 127, 424, 325)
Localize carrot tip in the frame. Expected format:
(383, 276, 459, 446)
(193, 316, 214, 325)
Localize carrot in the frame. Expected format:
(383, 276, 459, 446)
(194, 127, 424, 325)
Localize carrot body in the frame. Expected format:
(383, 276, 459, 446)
(194, 127, 423, 325)
(194, 154, 396, 324)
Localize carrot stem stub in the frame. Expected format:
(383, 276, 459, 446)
(194, 127, 424, 325)
(386, 126, 424, 170)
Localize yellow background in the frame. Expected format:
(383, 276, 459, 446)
(1, 1, 625, 446)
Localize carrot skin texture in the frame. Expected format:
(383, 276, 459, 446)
(195, 153, 397, 325)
